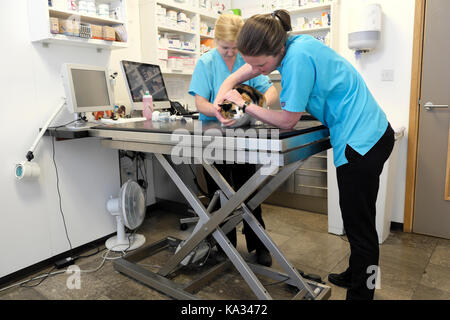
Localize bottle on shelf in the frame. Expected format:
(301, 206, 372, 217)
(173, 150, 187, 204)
(142, 91, 153, 120)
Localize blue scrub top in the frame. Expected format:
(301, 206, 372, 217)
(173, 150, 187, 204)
(189, 48, 273, 121)
(278, 35, 388, 167)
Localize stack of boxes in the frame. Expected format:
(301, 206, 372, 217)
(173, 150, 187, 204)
(158, 34, 197, 73)
(48, 1, 125, 42)
(156, 4, 196, 32)
(50, 17, 120, 41)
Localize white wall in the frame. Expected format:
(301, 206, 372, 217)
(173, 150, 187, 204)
(231, 0, 415, 224)
(331, 0, 414, 223)
(0, 0, 141, 278)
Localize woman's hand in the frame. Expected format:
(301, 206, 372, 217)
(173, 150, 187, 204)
(223, 89, 245, 107)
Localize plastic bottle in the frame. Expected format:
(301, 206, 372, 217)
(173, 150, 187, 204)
(142, 91, 153, 120)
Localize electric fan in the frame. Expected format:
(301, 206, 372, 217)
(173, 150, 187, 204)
(105, 180, 146, 252)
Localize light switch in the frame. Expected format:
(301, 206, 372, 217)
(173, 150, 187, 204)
(381, 69, 394, 81)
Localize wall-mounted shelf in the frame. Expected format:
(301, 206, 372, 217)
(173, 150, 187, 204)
(164, 48, 197, 55)
(28, 0, 128, 51)
(140, 0, 220, 76)
(289, 3, 332, 15)
(157, 25, 197, 36)
(39, 33, 128, 50)
(155, 0, 219, 19)
(161, 69, 194, 76)
(291, 26, 331, 34)
(200, 33, 214, 39)
(48, 7, 126, 25)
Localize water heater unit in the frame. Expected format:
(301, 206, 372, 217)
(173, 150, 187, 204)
(348, 3, 382, 53)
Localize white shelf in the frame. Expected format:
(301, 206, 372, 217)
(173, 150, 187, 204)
(161, 69, 193, 75)
(200, 33, 214, 39)
(157, 25, 197, 36)
(162, 48, 197, 55)
(156, 0, 219, 19)
(198, 11, 219, 20)
(141, 0, 219, 67)
(28, 0, 128, 51)
(288, 3, 331, 15)
(156, 0, 198, 15)
(48, 8, 125, 25)
(291, 26, 331, 34)
(37, 34, 128, 50)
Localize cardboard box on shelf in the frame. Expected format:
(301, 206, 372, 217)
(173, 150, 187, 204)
(91, 24, 103, 39)
(102, 26, 116, 41)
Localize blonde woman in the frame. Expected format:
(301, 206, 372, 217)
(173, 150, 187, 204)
(188, 14, 278, 266)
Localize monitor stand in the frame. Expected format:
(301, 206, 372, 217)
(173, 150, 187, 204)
(66, 113, 96, 130)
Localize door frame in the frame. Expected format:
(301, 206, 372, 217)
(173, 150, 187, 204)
(403, 0, 426, 232)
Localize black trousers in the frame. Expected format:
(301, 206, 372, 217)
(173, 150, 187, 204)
(203, 163, 266, 253)
(336, 123, 394, 300)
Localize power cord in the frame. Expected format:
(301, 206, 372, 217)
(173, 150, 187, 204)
(0, 240, 132, 293)
(19, 266, 57, 288)
(51, 125, 73, 252)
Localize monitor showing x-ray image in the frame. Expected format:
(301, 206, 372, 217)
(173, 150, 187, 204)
(120, 60, 171, 110)
(61, 63, 115, 113)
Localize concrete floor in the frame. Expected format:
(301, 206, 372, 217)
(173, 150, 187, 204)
(1, 203, 450, 300)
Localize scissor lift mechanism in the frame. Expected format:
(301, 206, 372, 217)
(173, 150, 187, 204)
(91, 121, 331, 300)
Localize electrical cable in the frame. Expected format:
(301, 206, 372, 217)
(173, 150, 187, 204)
(261, 275, 290, 287)
(197, 242, 212, 267)
(51, 126, 73, 252)
(19, 266, 58, 288)
(0, 242, 131, 293)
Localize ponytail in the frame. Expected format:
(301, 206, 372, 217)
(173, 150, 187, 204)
(237, 9, 291, 57)
(271, 10, 292, 32)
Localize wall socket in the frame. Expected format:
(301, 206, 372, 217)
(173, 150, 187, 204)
(381, 69, 394, 81)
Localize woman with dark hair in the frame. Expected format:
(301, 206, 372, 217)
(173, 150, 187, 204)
(213, 10, 394, 300)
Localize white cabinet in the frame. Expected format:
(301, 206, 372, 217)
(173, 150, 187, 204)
(289, 1, 339, 51)
(140, 0, 219, 75)
(269, 0, 340, 80)
(28, 0, 129, 51)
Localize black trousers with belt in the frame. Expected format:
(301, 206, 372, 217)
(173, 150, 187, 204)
(336, 123, 395, 300)
(203, 163, 266, 253)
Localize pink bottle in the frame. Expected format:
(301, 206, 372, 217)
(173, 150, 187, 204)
(142, 91, 153, 120)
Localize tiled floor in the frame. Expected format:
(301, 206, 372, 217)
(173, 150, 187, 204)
(1, 203, 450, 300)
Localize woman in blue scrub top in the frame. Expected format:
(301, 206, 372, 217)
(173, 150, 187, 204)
(189, 14, 278, 267)
(214, 10, 394, 300)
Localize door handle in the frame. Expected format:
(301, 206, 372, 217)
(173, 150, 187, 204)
(424, 102, 449, 111)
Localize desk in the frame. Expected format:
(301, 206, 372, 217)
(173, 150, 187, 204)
(50, 119, 331, 300)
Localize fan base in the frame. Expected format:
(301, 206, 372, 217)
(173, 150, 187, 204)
(105, 233, 145, 252)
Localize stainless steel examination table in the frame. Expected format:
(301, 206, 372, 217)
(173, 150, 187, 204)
(60, 119, 332, 300)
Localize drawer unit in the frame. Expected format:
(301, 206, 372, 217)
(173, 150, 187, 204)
(277, 173, 295, 193)
(296, 155, 327, 172)
(294, 168, 327, 198)
(294, 185, 327, 198)
(295, 169, 327, 188)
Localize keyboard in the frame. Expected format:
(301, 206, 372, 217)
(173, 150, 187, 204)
(99, 117, 147, 124)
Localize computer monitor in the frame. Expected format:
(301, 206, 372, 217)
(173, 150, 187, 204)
(120, 60, 171, 111)
(61, 63, 115, 113)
